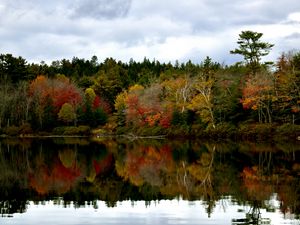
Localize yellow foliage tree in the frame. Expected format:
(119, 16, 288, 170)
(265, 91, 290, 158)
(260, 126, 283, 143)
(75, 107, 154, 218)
(162, 76, 193, 112)
(58, 103, 76, 124)
(188, 78, 215, 128)
(85, 87, 96, 103)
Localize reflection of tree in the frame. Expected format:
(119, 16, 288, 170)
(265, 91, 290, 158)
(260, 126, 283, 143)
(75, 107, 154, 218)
(191, 145, 216, 217)
(232, 200, 271, 225)
(0, 138, 299, 220)
(0, 200, 27, 217)
(176, 145, 216, 199)
(242, 166, 274, 201)
(276, 141, 300, 161)
(59, 148, 77, 168)
(115, 144, 173, 186)
(278, 181, 300, 217)
(29, 159, 81, 195)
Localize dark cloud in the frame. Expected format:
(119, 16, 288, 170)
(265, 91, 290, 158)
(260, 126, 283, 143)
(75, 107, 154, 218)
(131, 0, 300, 32)
(71, 0, 132, 20)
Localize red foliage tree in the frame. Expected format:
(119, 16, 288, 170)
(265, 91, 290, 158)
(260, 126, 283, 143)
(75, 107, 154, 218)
(29, 75, 82, 113)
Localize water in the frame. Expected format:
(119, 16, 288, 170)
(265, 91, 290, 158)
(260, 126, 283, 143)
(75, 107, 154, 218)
(0, 137, 299, 225)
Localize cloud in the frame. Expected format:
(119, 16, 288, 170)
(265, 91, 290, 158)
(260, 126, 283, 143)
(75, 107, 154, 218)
(287, 12, 300, 23)
(71, 0, 132, 20)
(284, 32, 300, 40)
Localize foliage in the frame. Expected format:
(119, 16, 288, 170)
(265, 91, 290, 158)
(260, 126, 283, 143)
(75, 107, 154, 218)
(58, 103, 77, 124)
(29, 75, 82, 112)
(63, 127, 83, 135)
(77, 125, 91, 135)
(240, 72, 275, 123)
(275, 124, 300, 140)
(188, 77, 215, 128)
(204, 122, 237, 139)
(53, 127, 66, 135)
(53, 126, 91, 135)
(238, 123, 275, 140)
(3, 125, 20, 136)
(0, 54, 29, 83)
(19, 123, 33, 135)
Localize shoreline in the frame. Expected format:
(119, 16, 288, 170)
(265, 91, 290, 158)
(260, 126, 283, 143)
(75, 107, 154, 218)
(0, 131, 299, 142)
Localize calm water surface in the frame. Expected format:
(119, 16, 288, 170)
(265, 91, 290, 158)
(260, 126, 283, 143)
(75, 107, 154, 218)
(0, 138, 299, 225)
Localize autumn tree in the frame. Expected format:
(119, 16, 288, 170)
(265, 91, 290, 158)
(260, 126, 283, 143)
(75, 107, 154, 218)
(29, 75, 82, 128)
(115, 83, 172, 129)
(230, 31, 274, 74)
(124, 84, 146, 126)
(58, 103, 77, 125)
(188, 76, 216, 128)
(240, 72, 275, 123)
(162, 75, 193, 113)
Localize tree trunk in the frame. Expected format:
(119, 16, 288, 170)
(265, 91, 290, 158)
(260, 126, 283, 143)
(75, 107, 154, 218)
(209, 107, 215, 129)
(266, 105, 272, 123)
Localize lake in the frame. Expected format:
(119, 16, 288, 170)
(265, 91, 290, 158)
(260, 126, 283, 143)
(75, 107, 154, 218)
(0, 137, 299, 225)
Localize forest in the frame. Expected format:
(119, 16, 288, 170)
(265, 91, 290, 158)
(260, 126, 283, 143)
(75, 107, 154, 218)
(0, 31, 299, 140)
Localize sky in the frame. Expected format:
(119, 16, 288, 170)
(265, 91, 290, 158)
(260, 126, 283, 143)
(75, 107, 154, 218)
(0, 0, 300, 65)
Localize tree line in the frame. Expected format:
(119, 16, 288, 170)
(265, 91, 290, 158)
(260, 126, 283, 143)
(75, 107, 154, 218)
(0, 31, 299, 139)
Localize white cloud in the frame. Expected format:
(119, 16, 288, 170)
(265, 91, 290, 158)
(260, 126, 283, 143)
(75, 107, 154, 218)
(287, 12, 300, 22)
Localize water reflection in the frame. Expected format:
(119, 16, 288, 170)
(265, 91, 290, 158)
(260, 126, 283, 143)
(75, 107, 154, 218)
(0, 138, 299, 224)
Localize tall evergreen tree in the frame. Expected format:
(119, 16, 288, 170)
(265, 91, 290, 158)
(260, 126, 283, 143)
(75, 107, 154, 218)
(230, 31, 274, 74)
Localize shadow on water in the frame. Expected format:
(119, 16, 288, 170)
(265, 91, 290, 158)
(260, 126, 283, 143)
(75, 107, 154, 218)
(0, 137, 299, 221)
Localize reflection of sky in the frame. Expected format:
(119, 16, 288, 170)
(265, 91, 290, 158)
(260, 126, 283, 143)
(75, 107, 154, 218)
(0, 198, 298, 225)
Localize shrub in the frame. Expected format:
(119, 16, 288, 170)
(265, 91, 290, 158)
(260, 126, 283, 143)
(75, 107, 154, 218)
(136, 126, 165, 136)
(238, 123, 274, 140)
(205, 123, 237, 139)
(167, 125, 191, 137)
(4, 126, 20, 136)
(63, 127, 80, 135)
(52, 127, 66, 135)
(171, 110, 195, 126)
(19, 123, 33, 135)
(53, 126, 91, 136)
(78, 126, 91, 135)
(94, 108, 108, 126)
(37, 131, 51, 136)
(275, 124, 300, 140)
(253, 124, 274, 138)
(116, 126, 130, 135)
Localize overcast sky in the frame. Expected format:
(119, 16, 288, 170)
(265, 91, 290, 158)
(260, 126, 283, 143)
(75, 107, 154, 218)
(0, 0, 300, 64)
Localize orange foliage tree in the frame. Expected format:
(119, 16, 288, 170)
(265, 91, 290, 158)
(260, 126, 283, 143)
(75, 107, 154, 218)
(240, 73, 275, 123)
(115, 84, 172, 129)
